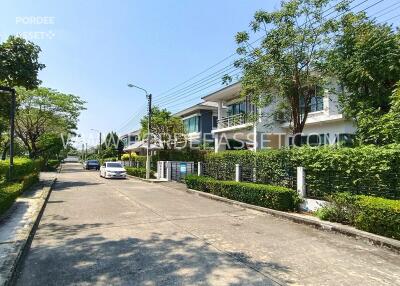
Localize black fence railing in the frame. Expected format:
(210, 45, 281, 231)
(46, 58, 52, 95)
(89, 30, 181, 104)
(305, 169, 400, 200)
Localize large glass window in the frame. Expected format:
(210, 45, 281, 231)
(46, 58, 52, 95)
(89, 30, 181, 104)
(300, 89, 324, 114)
(183, 116, 200, 133)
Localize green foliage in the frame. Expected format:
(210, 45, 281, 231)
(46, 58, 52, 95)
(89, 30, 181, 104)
(15, 87, 85, 158)
(185, 175, 301, 211)
(0, 172, 39, 215)
(0, 36, 45, 89)
(205, 146, 400, 199)
(329, 14, 400, 144)
(140, 107, 185, 149)
(101, 132, 124, 159)
(229, 0, 348, 134)
(317, 193, 400, 240)
(153, 149, 209, 162)
(0, 157, 42, 182)
(125, 167, 155, 179)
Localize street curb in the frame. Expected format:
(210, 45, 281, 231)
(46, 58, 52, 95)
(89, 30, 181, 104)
(2, 176, 57, 286)
(126, 174, 165, 183)
(181, 187, 400, 253)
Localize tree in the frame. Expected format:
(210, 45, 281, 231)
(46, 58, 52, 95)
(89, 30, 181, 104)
(328, 13, 400, 144)
(225, 0, 349, 143)
(0, 35, 45, 159)
(101, 132, 124, 159)
(0, 36, 45, 89)
(355, 81, 400, 144)
(14, 87, 85, 158)
(140, 107, 185, 150)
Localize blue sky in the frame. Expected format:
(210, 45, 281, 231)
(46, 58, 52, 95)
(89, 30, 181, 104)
(1, 0, 399, 146)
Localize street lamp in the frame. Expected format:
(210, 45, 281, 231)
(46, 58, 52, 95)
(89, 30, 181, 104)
(127, 83, 152, 180)
(90, 129, 102, 155)
(0, 86, 16, 180)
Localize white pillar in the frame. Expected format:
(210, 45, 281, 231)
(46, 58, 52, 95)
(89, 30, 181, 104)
(217, 101, 223, 122)
(166, 161, 172, 181)
(197, 162, 203, 176)
(297, 167, 306, 198)
(235, 164, 241, 182)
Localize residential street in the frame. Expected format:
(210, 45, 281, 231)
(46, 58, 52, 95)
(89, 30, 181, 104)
(16, 163, 400, 286)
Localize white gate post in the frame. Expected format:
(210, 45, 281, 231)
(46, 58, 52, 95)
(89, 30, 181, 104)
(166, 161, 172, 181)
(197, 162, 203, 176)
(235, 164, 241, 182)
(297, 167, 306, 198)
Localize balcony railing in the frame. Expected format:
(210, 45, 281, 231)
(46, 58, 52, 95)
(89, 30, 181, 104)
(217, 113, 249, 129)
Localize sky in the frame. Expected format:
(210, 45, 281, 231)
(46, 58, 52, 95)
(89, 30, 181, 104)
(1, 0, 399, 147)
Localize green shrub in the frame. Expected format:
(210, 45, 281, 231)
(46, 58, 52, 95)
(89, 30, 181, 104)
(316, 192, 400, 239)
(185, 175, 301, 211)
(0, 172, 39, 215)
(0, 158, 42, 182)
(204, 145, 400, 199)
(125, 167, 155, 179)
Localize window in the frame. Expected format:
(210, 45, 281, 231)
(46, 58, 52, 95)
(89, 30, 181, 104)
(129, 135, 137, 143)
(228, 101, 246, 116)
(212, 116, 218, 128)
(183, 116, 200, 133)
(299, 88, 324, 114)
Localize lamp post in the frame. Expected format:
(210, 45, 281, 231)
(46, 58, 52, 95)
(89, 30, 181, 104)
(91, 129, 102, 155)
(127, 83, 152, 180)
(0, 86, 16, 180)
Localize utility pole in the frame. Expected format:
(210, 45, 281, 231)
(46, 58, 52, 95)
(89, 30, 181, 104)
(9, 89, 16, 180)
(99, 132, 102, 155)
(127, 83, 152, 180)
(85, 143, 88, 161)
(0, 86, 16, 180)
(146, 93, 152, 180)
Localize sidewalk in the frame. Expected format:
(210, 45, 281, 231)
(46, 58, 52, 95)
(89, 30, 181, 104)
(0, 173, 56, 286)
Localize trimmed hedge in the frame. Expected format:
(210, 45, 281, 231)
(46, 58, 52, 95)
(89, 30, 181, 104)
(0, 172, 39, 215)
(204, 145, 400, 199)
(125, 167, 155, 179)
(316, 193, 400, 240)
(0, 158, 42, 182)
(185, 175, 301, 211)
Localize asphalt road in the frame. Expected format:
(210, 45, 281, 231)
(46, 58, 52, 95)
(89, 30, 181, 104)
(15, 163, 400, 286)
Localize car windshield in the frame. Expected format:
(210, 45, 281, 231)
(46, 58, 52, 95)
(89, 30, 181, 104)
(88, 160, 99, 164)
(106, 163, 122, 168)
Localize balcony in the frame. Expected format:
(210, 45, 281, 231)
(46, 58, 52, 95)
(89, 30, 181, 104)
(217, 113, 250, 129)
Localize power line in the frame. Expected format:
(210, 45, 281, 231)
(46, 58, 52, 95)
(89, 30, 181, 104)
(117, 0, 393, 133)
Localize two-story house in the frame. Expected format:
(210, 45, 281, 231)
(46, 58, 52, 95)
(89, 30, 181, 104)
(174, 101, 220, 147)
(202, 82, 356, 152)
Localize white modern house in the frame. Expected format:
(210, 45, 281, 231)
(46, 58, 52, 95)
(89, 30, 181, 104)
(174, 101, 220, 146)
(202, 82, 356, 152)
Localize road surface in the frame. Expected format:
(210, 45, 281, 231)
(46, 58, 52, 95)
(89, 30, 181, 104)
(16, 163, 400, 285)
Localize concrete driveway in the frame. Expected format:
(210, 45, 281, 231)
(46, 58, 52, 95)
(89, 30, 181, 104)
(15, 163, 400, 286)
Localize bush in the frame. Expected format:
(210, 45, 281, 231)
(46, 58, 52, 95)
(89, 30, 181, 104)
(185, 175, 301, 211)
(125, 167, 155, 179)
(0, 158, 42, 182)
(316, 192, 400, 239)
(0, 172, 39, 215)
(204, 145, 400, 199)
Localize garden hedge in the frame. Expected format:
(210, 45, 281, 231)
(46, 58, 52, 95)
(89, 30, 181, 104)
(0, 158, 42, 182)
(185, 174, 301, 211)
(0, 172, 39, 215)
(125, 167, 155, 179)
(317, 193, 400, 240)
(204, 145, 400, 199)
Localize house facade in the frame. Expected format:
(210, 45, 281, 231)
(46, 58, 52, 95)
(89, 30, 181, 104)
(202, 82, 356, 152)
(174, 101, 220, 146)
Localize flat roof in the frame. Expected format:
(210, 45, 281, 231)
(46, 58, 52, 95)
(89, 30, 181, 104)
(201, 82, 241, 102)
(174, 101, 218, 117)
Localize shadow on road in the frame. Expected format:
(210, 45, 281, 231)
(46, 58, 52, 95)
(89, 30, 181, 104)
(17, 217, 290, 285)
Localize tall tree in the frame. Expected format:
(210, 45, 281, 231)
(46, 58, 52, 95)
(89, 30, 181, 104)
(0, 35, 45, 158)
(328, 13, 400, 144)
(14, 87, 85, 158)
(101, 132, 124, 159)
(225, 0, 349, 142)
(140, 107, 185, 150)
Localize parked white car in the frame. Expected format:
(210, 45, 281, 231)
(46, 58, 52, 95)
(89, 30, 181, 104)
(100, 162, 127, 179)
